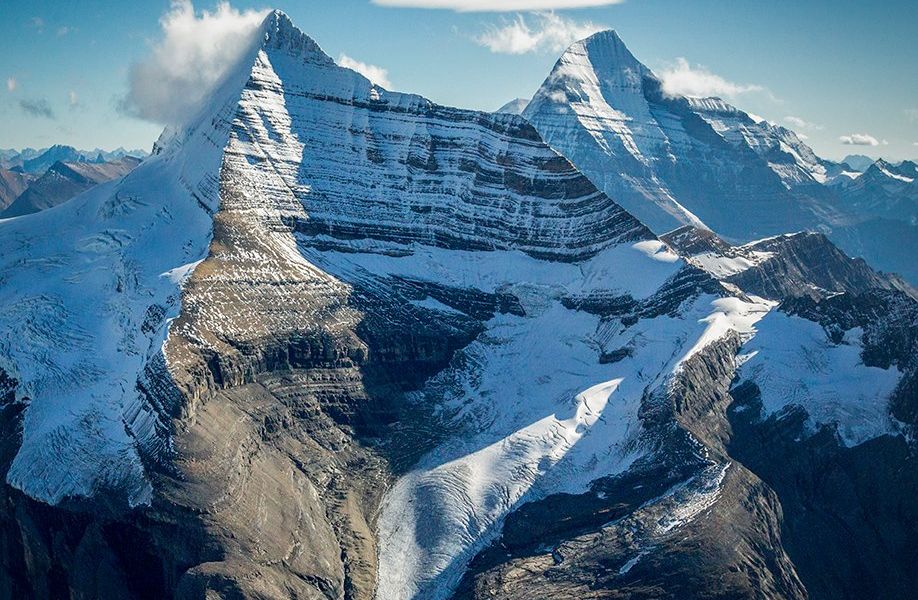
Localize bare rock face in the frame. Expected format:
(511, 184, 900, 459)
(662, 225, 915, 301)
(0, 12, 915, 600)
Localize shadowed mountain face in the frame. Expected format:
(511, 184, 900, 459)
(0, 12, 915, 600)
(0, 169, 33, 211)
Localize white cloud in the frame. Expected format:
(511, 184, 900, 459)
(68, 90, 79, 107)
(659, 58, 763, 99)
(475, 12, 604, 55)
(57, 26, 73, 37)
(337, 54, 392, 88)
(6, 77, 16, 92)
(373, 0, 624, 11)
(784, 115, 822, 130)
(839, 133, 883, 146)
(30, 17, 44, 33)
(796, 132, 809, 140)
(122, 0, 269, 125)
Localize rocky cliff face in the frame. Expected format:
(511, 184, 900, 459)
(662, 225, 915, 301)
(0, 11, 914, 600)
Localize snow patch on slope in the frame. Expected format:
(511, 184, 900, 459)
(736, 312, 901, 446)
(688, 250, 774, 278)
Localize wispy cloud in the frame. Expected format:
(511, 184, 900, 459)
(122, 0, 268, 125)
(659, 58, 764, 99)
(372, 0, 624, 11)
(56, 25, 74, 37)
(30, 17, 44, 33)
(6, 77, 16, 92)
(19, 98, 55, 119)
(475, 12, 604, 55)
(784, 115, 822, 131)
(839, 133, 886, 146)
(68, 90, 80, 109)
(906, 108, 918, 123)
(337, 54, 392, 88)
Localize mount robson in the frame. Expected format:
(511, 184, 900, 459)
(1, 10, 917, 600)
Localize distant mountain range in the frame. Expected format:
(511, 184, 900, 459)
(0, 144, 148, 173)
(0, 146, 145, 218)
(841, 154, 880, 172)
(1, 156, 141, 218)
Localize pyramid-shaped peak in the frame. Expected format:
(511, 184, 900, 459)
(567, 29, 649, 74)
(259, 10, 335, 67)
(582, 29, 627, 48)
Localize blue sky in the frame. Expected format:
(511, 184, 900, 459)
(1, 0, 916, 161)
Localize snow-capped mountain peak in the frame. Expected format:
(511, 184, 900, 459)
(523, 29, 837, 240)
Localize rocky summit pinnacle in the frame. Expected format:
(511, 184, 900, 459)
(260, 9, 336, 66)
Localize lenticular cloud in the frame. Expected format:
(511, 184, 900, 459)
(123, 0, 268, 125)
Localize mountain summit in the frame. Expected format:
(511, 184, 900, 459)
(524, 29, 833, 238)
(523, 30, 918, 285)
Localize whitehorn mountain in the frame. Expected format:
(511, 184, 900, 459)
(522, 30, 917, 284)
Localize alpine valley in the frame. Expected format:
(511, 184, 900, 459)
(0, 11, 916, 600)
